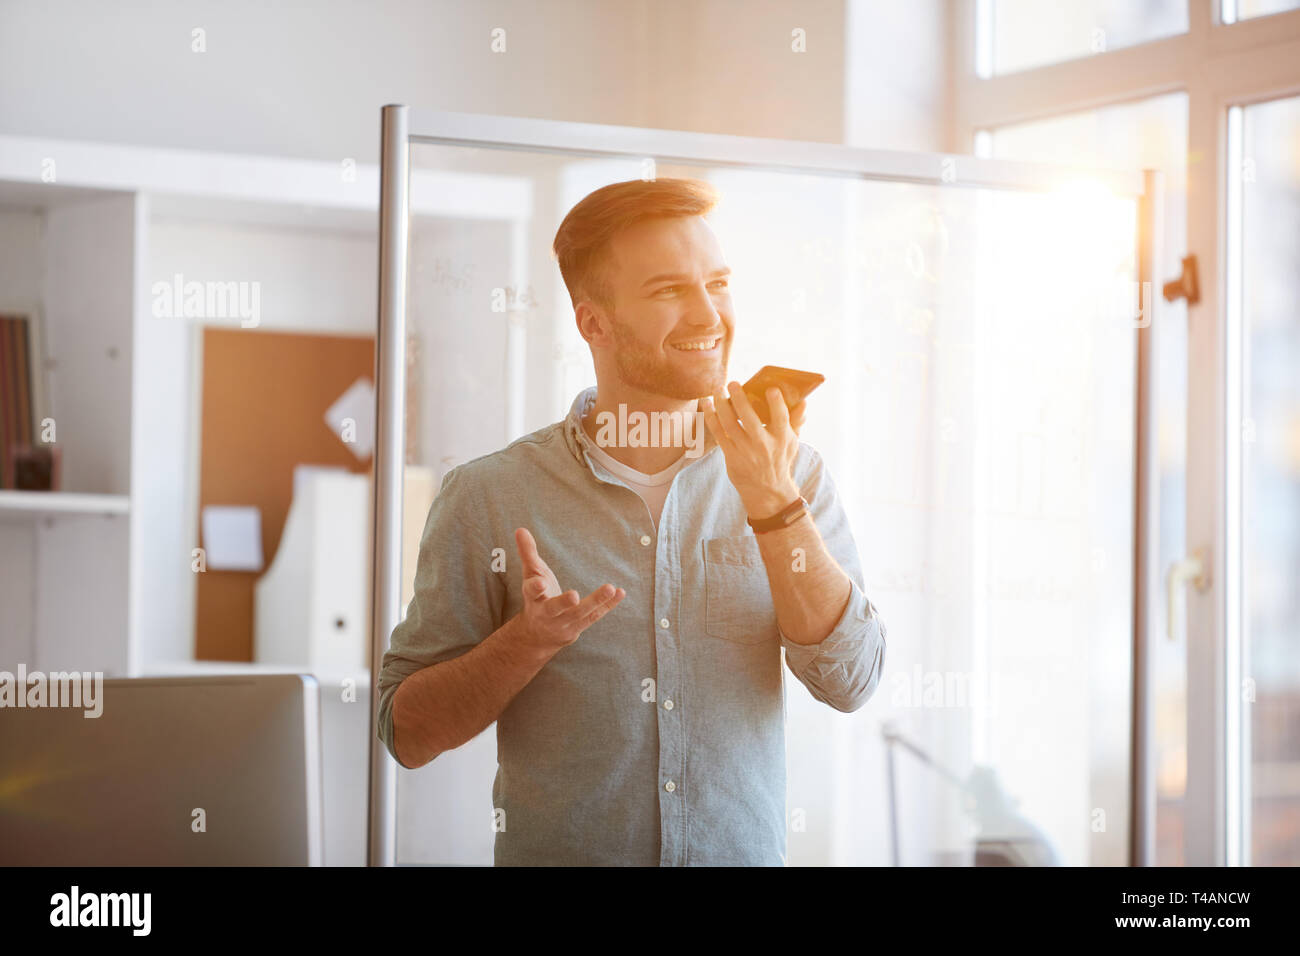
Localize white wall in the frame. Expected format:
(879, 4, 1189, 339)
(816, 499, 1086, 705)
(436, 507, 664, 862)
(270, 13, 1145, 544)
(0, 207, 42, 308)
(844, 0, 953, 152)
(0, 0, 910, 157)
(147, 219, 377, 334)
(0, 0, 950, 153)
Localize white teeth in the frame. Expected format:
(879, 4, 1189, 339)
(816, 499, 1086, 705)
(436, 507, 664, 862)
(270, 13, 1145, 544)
(671, 339, 719, 351)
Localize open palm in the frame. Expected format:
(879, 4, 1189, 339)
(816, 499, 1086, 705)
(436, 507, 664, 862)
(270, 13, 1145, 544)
(513, 527, 625, 652)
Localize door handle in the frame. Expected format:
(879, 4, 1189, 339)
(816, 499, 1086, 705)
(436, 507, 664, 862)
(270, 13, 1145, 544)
(1166, 550, 1210, 640)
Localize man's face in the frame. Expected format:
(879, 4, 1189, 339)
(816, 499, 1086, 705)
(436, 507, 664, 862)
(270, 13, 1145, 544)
(596, 215, 733, 401)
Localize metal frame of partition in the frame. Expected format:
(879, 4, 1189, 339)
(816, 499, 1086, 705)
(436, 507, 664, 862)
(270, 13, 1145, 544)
(370, 103, 1157, 867)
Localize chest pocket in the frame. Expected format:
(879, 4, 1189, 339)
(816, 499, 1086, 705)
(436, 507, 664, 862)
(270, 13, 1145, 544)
(703, 536, 780, 644)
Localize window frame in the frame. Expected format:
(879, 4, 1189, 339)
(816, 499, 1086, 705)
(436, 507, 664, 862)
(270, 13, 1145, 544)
(953, 0, 1300, 867)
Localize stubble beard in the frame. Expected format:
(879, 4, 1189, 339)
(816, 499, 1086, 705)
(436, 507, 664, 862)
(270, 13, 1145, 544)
(610, 313, 727, 401)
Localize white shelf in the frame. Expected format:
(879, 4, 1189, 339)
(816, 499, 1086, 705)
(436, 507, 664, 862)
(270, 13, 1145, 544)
(0, 489, 130, 517)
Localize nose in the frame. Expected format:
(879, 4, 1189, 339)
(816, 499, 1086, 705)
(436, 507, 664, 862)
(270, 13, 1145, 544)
(682, 282, 725, 328)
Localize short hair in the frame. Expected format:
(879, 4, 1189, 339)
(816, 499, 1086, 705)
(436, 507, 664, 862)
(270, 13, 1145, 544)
(551, 178, 719, 312)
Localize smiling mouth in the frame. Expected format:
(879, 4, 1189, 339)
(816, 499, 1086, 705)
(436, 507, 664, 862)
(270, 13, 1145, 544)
(668, 336, 722, 352)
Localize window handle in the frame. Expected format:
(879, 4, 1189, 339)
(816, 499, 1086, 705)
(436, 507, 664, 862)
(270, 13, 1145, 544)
(1162, 254, 1200, 305)
(1166, 550, 1210, 641)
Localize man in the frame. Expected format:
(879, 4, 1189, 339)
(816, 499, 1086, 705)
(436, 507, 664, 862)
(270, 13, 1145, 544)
(377, 177, 886, 866)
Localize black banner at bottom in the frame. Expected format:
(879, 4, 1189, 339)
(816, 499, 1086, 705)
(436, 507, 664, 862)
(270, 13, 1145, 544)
(0, 864, 1280, 940)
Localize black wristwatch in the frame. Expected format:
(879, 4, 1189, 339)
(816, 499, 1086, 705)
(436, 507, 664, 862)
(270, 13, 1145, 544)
(747, 495, 809, 534)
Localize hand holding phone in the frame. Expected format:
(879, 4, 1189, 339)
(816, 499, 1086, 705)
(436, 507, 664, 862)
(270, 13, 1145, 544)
(741, 365, 825, 425)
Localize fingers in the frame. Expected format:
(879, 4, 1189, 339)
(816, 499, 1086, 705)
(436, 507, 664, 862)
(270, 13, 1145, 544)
(571, 585, 626, 628)
(537, 587, 580, 615)
(514, 527, 549, 578)
(764, 386, 793, 433)
(700, 395, 735, 451)
(523, 576, 559, 603)
(546, 584, 625, 626)
(727, 381, 764, 432)
(515, 526, 625, 634)
(788, 399, 806, 435)
(705, 390, 744, 444)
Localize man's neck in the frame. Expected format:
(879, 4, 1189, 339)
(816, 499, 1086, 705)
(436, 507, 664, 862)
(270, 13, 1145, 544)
(580, 386, 701, 474)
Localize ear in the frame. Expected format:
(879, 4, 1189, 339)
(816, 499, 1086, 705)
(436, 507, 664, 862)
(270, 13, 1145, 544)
(574, 300, 611, 347)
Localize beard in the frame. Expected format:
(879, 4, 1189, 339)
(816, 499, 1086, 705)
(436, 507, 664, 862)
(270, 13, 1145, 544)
(609, 315, 728, 400)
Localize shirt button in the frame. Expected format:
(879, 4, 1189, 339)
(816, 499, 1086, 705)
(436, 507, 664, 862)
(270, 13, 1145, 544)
(663, 699, 674, 710)
(640, 535, 651, 546)
(659, 618, 670, 629)
(664, 780, 676, 793)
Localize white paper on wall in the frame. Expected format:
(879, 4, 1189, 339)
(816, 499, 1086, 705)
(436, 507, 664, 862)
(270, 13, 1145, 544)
(324, 377, 376, 461)
(201, 505, 264, 571)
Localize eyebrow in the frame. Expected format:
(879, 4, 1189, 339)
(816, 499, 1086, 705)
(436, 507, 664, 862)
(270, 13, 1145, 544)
(640, 267, 731, 290)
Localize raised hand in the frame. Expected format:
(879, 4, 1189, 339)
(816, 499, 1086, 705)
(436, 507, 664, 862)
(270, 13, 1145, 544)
(513, 527, 625, 654)
(701, 383, 805, 518)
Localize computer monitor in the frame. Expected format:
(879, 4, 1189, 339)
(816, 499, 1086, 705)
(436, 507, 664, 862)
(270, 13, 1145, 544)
(0, 674, 323, 865)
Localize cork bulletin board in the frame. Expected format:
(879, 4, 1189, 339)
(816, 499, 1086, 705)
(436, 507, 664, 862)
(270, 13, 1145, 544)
(195, 327, 375, 661)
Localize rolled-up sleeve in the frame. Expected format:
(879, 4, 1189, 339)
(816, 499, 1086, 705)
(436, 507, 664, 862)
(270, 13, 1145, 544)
(376, 464, 504, 766)
(779, 446, 887, 713)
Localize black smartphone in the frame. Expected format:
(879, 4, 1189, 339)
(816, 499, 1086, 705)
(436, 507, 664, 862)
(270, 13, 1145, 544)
(741, 365, 825, 425)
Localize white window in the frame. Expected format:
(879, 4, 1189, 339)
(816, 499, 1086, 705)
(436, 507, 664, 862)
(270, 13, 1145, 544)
(958, 0, 1300, 866)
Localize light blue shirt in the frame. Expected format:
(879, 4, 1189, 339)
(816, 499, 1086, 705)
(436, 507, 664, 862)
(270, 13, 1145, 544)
(377, 386, 887, 865)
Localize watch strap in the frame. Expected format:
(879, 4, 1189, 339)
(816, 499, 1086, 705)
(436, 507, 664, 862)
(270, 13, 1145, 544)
(747, 495, 809, 534)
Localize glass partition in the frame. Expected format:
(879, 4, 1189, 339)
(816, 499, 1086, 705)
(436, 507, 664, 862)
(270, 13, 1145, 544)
(390, 138, 1142, 865)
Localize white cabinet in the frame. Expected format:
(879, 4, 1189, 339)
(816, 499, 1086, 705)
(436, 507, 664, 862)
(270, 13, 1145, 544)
(0, 189, 137, 674)
(0, 132, 537, 868)
(255, 470, 371, 675)
(0, 133, 531, 679)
